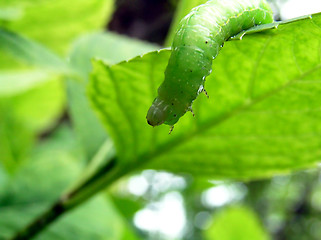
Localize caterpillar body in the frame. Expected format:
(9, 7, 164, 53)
(146, 0, 273, 128)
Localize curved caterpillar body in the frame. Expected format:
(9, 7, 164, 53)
(146, 0, 273, 128)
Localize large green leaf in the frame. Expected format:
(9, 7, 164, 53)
(88, 13, 321, 179)
(204, 206, 270, 240)
(0, 126, 128, 240)
(68, 32, 159, 160)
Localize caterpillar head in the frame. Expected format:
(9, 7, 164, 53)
(146, 97, 180, 127)
(146, 98, 168, 126)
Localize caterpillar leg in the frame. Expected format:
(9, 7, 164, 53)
(203, 89, 209, 98)
(169, 126, 174, 134)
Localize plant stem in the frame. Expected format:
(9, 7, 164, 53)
(9, 142, 120, 240)
(9, 200, 66, 240)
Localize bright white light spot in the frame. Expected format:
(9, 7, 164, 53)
(201, 184, 247, 208)
(128, 175, 149, 196)
(202, 185, 232, 207)
(280, 0, 321, 19)
(134, 192, 186, 238)
(142, 170, 186, 194)
(171, 176, 186, 190)
(153, 172, 173, 192)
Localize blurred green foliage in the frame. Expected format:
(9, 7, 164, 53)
(205, 206, 270, 240)
(0, 0, 114, 55)
(0, 126, 133, 240)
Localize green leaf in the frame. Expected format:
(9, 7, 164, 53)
(68, 32, 159, 159)
(0, 29, 77, 100)
(0, 7, 22, 21)
(0, 0, 114, 134)
(0, 0, 114, 55)
(0, 30, 68, 133)
(88, 13, 321, 179)
(36, 196, 125, 240)
(0, 70, 60, 96)
(0, 126, 128, 240)
(0, 29, 69, 70)
(70, 32, 160, 73)
(0, 78, 64, 173)
(1, 79, 66, 132)
(204, 206, 270, 240)
(165, 0, 207, 46)
(231, 14, 314, 40)
(0, 104, 34, 174)
(0, 29, 69, 133)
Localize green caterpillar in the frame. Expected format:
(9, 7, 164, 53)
(146, 0, 273, 129)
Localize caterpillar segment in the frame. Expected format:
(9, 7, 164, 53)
(146, 0, 274, 129)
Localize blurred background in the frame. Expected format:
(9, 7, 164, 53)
(0, 0, 321, 240)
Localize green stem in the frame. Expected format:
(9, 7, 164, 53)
(9, 141, 120, 240)
(9, 200, 66, 240)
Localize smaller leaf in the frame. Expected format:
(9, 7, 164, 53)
(0, 7, 22, 21)
(3, 0, 115, 54)
(0, 28, 70, 72)
(205, 206, 270, 240)
(0, 70, 58, 96)
(6, 79, 66, 132)
(0, 104, 34, 174)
